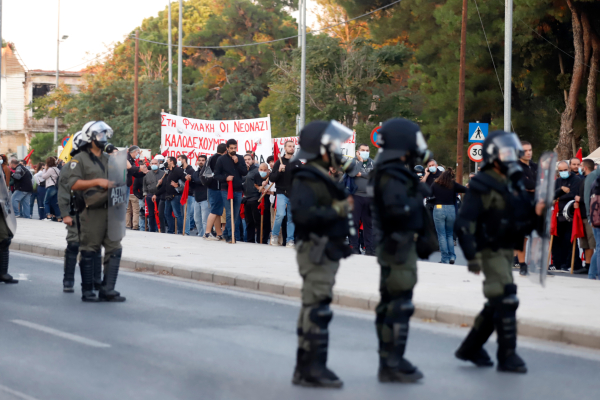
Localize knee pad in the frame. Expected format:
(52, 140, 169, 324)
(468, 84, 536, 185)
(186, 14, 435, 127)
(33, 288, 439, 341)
(389, 298, 415, 321)
(66, 242, 79, 254)
(0, 238, 11, 250)
(309, 304, 333, 330)
(80, 250, 96, 260)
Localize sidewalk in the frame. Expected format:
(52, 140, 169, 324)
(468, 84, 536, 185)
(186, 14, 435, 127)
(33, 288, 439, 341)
(11, 218, 600, 349)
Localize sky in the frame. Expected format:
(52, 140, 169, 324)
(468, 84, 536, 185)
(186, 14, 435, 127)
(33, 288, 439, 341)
(3, 0, 315, 72)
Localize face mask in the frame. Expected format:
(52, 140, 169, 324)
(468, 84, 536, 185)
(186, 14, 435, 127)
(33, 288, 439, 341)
(151, 165, 158, 171)
(135, 154, 140, 159)
(0, 160, 3, 165)
(259, 171, 267, 178)
(428, 166, 437, 173)
(579, 167, 583, 175)
(438, 166, 445, 172)
(359, 151, 369, 160)
(559, 171, 569, 179)
(176, 161, 182, 167)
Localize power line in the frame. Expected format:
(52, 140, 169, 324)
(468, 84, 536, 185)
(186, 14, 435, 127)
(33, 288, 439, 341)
(63, 47, 117, 71)
(131, 0, 405, 49)
(472, 0, 504, 98)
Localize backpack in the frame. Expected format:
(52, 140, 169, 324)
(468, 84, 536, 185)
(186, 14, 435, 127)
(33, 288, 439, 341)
(589, 176, 600, 227)
(199, 156, 214, 186)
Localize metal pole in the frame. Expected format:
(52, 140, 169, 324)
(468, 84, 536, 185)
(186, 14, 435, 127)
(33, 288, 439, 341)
(168, 0, 172, 113)
(177, 0, 182, 116)
(297, 0, 303, 48)
(299, 0, 306, 130)
(54, 0, 60, 143)
(504, 0, 513, 132)
(455, 0, 467, 183)
(133, 30, 139, 145)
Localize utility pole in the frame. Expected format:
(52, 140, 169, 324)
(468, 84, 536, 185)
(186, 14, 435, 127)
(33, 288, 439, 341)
(133, 30, 139, 145)
(299, 0, 307, 130)
(54, 0, 61, 144)
(168, 0, 173, 113)
(504, 0, 513, 132)
(455, 0, 468, 183)
(177, 0, 183, 116)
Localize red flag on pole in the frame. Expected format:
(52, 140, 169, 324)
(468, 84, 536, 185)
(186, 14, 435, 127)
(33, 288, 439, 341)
(257, 197, 265, 215)
(571, 207, 585, 243)
(575, 148, 583, 163)
(145, 198, 149, 217)
(273, 142, 280, 161)
(550, 202, 559, 236)
(154, 200, 161, 231)
(227, 180, 234, 200)
(23, 149, 34, 165)
(252, 142, 258, 153)
(180, 180, 190, 205)
(240, 203, 245, 219)
(161, 147, 169, 157)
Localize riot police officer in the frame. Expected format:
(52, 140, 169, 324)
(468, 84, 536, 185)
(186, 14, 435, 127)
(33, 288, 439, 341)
(369, 118, 434, 383)
(290, 121, 355, 388)
(58, 131, 83, 293)
(67, 121, 126, 302)
(0, 166, 18, 284)
(454, 131, 543, 373)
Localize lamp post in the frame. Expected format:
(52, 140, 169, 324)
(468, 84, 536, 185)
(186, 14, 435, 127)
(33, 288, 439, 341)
(54, 0, 68, 143)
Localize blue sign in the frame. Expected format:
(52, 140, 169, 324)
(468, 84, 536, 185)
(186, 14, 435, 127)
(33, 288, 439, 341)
(468, 122, 489, 143)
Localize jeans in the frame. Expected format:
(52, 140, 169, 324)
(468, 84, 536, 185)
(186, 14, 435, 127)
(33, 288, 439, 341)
(236, 216, 247, 242)
(165, 195, 183, 234)
(36, 186, 46, 220)
(12, 190, 32, 218)
(272, 194, 295, 243)
(146, 196, 159, 232)
(44, 186, 61, 219)
(349, 195, 373, 252)
(183, 196, 194, 235)
(591, 227, 600, 279)
(138, 199, 146, 231)
(220, 191, 242, 241)
(194, 200, 210, 236)
(433, 204, 456, 263)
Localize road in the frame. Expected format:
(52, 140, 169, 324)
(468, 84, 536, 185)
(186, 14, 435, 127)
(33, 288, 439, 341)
(0, 252, 598, 400)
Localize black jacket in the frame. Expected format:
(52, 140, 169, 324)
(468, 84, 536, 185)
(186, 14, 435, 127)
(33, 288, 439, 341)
(244, 165, 260, 201)
(214, 153, 248, 192)
(518, 159, 538, 196)
(13, 164, 33, 193)
(206, 154, 222, 191)
(156, 166, 186, 198)
(132, 175, 144, 199)
(425, 169, 442, 186)
(554, 173, 582, 221)
(191, 168, 208, 203)
(127, 153, 146, 188)
(269, 156, 303, 197)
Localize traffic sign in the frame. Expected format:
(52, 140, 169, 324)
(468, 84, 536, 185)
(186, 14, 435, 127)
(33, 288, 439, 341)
(61, 136, 71, 147)
(468, 143, 483, 162)
(371, 126, 381, 148)
(468, 122, 488, 143)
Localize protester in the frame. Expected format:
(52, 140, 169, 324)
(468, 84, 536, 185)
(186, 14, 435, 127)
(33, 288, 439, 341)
(155, 156, 185, 234)
(421, 159, 442, 186)
(430, 168, 466, 264)
(10, 159, 33, 218)
(269, 140, 302, 248)
(177, 154, 195, 235)
(33, 162, 46, 219)
(203, 143, 227, 241)
(191, 155, 209, 236)
(266, 155, 282, 245)
(126, 146, 148, 231)
(244, 155, 261, 243)
(0, 155, 9, 187)
(132, 164, 145, 231)
(570, 157, 581, 176)
(552, 161, 582, 272)
(514, 141, 537, 275)
(574, 158, 595, 274)
(144, 158, 166, 233)
(40, 157, 61, 222)
(347, 143, 375, 255)
(583, 159, 600, 279)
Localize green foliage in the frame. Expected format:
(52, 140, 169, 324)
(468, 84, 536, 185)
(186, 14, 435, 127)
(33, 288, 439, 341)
(29, 133, 57, 164)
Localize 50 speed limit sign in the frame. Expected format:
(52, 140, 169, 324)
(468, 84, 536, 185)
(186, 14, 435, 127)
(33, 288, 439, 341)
(468, 143, 483, 162)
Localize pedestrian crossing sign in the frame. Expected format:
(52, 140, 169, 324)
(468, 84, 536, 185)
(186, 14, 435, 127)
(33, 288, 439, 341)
(468, 122, 488, 143)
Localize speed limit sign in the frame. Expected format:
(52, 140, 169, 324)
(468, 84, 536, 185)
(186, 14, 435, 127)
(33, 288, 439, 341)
(468, 143, 483, 163)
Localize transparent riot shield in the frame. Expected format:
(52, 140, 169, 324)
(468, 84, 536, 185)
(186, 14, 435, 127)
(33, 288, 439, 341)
(529, 152, 557, 286)
(0, 169, 17, 235)
(107, 150, 128, 242)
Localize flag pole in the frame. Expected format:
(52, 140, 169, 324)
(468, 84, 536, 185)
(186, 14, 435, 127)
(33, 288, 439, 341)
(231, 198, 236, 244)
(570, 240, 576, 274)
(182, 203, 187, 236)
(260, 197, 264, 244)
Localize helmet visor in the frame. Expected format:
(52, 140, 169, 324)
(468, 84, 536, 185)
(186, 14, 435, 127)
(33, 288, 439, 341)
(321, 121, 352, 155)
(90, 121, 114, 143)
(492, 133, 523, 162)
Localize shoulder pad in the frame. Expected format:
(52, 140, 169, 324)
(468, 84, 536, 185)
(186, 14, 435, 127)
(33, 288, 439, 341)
(469, 173, 505, 194)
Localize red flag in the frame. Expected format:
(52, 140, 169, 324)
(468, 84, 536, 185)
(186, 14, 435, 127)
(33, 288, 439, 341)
(273, 142, 280, 161)
(154, 199, 161, 230)
(257, 197, 265, 215)
(227, 180, 233, 200)
(145, 198, 149, 217)
(571, 207, 585, 243)
(187, 149, 195, 159)
(550, 202, 559, 236)
(252, 142, 258, 153)
(240, 203, 245, 219)
(161, 147, 169, 157)
(180, 180, 190, 205)
(23, 149, 34, 164)
(575, 148, 583, 163)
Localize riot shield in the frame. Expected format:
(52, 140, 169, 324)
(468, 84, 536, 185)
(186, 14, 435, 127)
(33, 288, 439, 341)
(107, 150, 128, 242)
(528, 151, 557, 286)
(0, 170, 17, 235)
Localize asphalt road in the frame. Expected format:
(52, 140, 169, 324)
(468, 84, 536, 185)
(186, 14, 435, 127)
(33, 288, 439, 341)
(1, 252, 598, 400)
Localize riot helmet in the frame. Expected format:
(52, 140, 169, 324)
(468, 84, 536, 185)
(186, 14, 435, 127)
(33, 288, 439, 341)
(414, 165, 425, 178)
(70, 131, 84, 156)
(374, 118, 432, 167)
(293, 120, 356, 171)
(81, 121, 114, 150)
(481, 131, 524, 179)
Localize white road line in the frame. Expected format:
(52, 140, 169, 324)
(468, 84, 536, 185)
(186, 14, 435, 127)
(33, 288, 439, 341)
(0, 383, 41, 400)
(11, 320, 111, 348)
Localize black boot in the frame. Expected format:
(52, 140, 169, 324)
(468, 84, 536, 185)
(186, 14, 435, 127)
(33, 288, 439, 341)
(494, 284, 527, 373)
(63, 242, 79, 293)
(294, 304, 342, 388)
(79, 251, 99, 302)
(519, 263, 528, 276)
(455, 303, 494, 367)
(99, 249, 126, 302)
(292, 347, 305, 385)
(0, 238, 17, 284)
(378, 292, 423, 383)
(93, 252, 103, 291)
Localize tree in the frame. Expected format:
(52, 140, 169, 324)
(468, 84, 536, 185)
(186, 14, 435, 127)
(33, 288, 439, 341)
(29, 133, 56, 164)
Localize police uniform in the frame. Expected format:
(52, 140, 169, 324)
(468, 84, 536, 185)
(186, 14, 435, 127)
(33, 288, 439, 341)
(290, 121, 354, 388)
(57, 159, 81, 292)
(370, 118, 433, 383)
(0, 199, 16, 283)
(455, 131, 538, 373)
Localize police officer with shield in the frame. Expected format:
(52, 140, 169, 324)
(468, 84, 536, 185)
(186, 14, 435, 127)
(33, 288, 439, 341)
(0, 160, 18, 284)
(369, 118, 435, 383)
(290, 121, 356, 388)
(68, 121, 126, 302)
(454, 131, 545, 373)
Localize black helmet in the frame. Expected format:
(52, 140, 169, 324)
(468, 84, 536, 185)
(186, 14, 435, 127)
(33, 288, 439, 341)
(293, 120, 353, 166)
(414, 165, 425, 174)
(481, 131, 524, 170)
(374, 118, 432, 166)
(293, 121, 331, 161)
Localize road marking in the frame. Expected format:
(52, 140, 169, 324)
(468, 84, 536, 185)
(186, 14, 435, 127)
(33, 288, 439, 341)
(0, 383, 41, 400)
(11, 320, 111, 348)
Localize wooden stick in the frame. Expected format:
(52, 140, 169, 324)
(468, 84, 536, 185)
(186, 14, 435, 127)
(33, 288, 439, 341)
(570, 239, 577, 274)
(182, 202, 188, 236)
(231, 198, 236, 244)
(258, 182, 275, 202)
(260, 198, 264, 244)
(547, 235, 554, 269)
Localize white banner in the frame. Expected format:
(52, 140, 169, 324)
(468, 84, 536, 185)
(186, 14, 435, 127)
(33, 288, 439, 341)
(161, 113, 272, 165)
(272, 132, 356, 158)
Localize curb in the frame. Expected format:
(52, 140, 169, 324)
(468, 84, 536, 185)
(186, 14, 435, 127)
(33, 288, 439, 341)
(10, 240, 600, 350)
